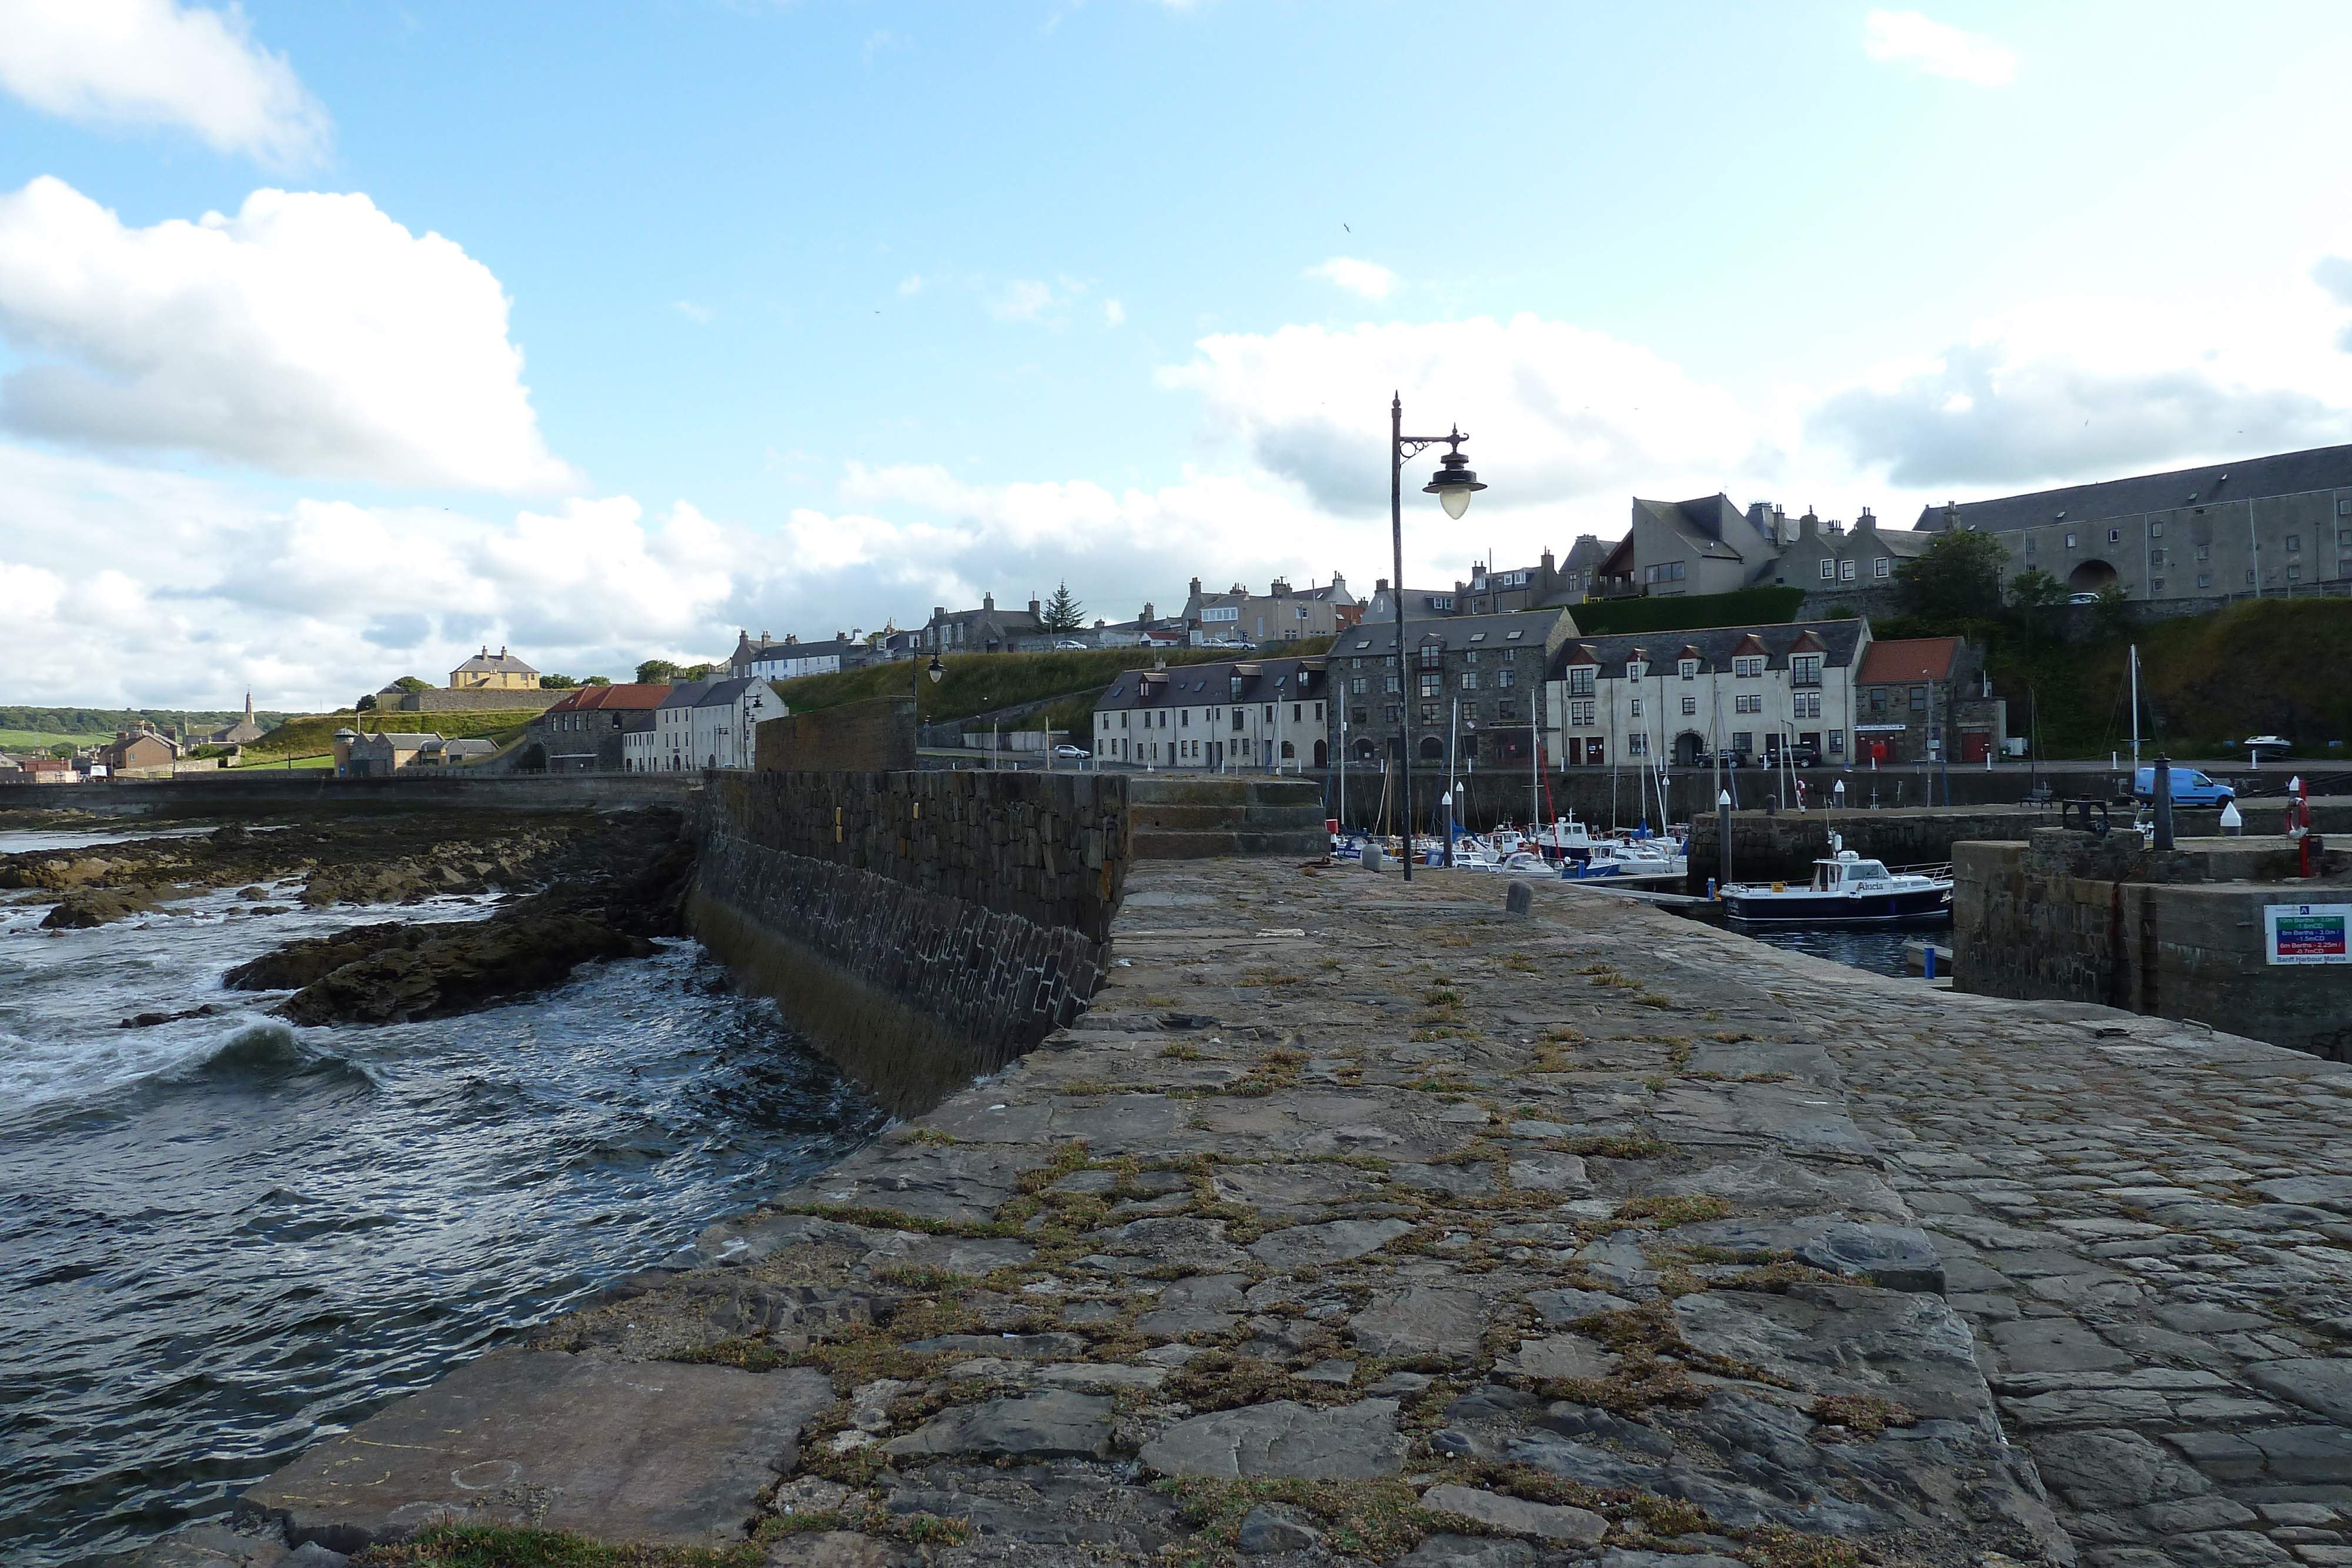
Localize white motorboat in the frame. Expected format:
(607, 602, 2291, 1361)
(1721, 847, 1952, 925)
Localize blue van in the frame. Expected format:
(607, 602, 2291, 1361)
(2132, 765, 2234, 806)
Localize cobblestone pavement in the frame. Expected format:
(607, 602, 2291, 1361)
(225, 856, 2352, 1568)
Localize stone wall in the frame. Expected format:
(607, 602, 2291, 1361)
(393, 688, 566, 713)
(686, 771, 1321, 1112)
(0, 770, 704, 820)
(754, 696, 914, 773)
(1954, 827, 2352, 1058)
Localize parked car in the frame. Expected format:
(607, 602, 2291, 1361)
(1053, 744, 1089, 758)
(2067, 591, 2103, 605)
(1782, 741, 1823, 768)
(1053, 640, 1088, 650)
(2243, 734, 2290, 760)
(2132, 765, 2234, 806)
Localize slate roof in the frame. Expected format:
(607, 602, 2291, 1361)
(350, 731, 442, 750)
(450, 647, 538, 678)
(1856, 637, 1960, 684)
(1339, 609, 1575, 657)
(691, 677, 761, 708)
(1548, 619, 1867, 680)
(1094, 656, 1328, 713)
(1632, 493, 1773, 561)
(655, 682, 711, 711)
(1915, 443, 2352, 534)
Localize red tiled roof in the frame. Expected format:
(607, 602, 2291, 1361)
(544, 683, 677, 713)
(1857, 636, 1961, 684)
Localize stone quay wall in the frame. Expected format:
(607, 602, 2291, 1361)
(1955, 826, 2352, 1058)
(686, 771, 1325, 1111)
(391, 686, 567, 713)
(0, 770, 705, 821)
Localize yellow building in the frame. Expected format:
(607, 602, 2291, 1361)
(449, 646, 540, 691)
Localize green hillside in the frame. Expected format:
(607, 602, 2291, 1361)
(238, 709, 541, 761)
(0, 705, 290, 737)
(770, 640, 1336, 726)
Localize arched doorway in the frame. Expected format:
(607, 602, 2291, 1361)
(1353, 737, 1379, 762)
(1280, 740, 1295, 759)
(2068, 559, 2118, 593)
(1674, 731, 1707, 767)
(1312, 739, 1327, 767)
(1418, 735, 1444, 760)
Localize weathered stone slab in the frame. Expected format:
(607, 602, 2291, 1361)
(1526, 1287, 1635, 1325)
(2249, 1359, 2352, 1423)
(1670, 1215, 1943, 1292)
(238, 1352, 832, 1550)
(1986, 1317, 2133, 1374)
(1247, 1218, 1414, 1268)
(1419, 1485, 1605, 1543)
(1496, 1335, 1618, 1382)
(1139, 1398, 1405, 1478)
(881, 1389, 1114, 1460)
(1348, 1286, 1485, 1360)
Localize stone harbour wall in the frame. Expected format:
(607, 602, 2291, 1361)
(1955, 827, 2352, 1058)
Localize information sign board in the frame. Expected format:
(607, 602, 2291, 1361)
(2266, 903, 2352, 965)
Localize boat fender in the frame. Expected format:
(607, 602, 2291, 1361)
(1772, 881, 1785, 893)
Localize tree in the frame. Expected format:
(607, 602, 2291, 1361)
(636, 658, 681, 684)
(1038, 581, 1085, 634)
(2004, 567, 2066, 613)
(584, 676, 611, 686)
(540, 674, 579, 689)
(1895, 529, 2008, 623)
(356, 693, 376, 712)
(392, 675, 431, 693)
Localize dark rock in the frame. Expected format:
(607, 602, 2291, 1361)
(43, 887, 159, 928)
(275, 913, 653, 1025)
(1235, 1503, 1321, 1554)
(1419, 1485, 1605, 1543)
(119, 1004, 223, 1028)
(1398, 1533, 1532, 1568)
(881, 1389, 1114, 1460)
(1535, 1400, 1675, 1457)
(1140, 1398, 1405, 1478)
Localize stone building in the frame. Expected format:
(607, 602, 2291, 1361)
(1329, 609, 1578, 767)
(627, 683, 707, 772)
(96, 722, 181, 776)
(523, 683, 673, 773)
(1769, 509, 1933, 597)
(1919, 442, 2352, 603)
(1852, 636, 2006, 765)
(1091, 656, 1332, 771)
(925, 594, 1044, 654)
(202, 693, 268, 746)
(341, 731, 440, 777)
(1355, 540, 1609, 623)
(1593, 494, 1798, 597)
(1179, 576, 1358, 644)
(730, 631, 874, 680)
(449, 646, 540, 690)
(1543, 618, 1870, 769)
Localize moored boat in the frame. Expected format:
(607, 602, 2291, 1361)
(1722, 848, 1952, 925)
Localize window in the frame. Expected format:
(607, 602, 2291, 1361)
(1731, 731, 1753, 753)
(1792, 654, 1822, 686)
(1829, 730, 1845, 755)
(1351, 708, 1368, 727)
(1629, 698, 1645, 718)
(2287, 534, 2303, 552)
(1628, 733, 1649, 757)
(1909, 686, 1927, 712)
(1384, 674, 1399, 694)
(1795, 693, 1821, 719)
(1643, 561, 1686, 584)
(1568, 666, 1596, 696)
(1681, 694, 1697, 716)
(2342, 529, 2352, 547)
(1384, 704, 1400, 724)
(1571, 700, 1596, 727)
(1626, 660, 1645, 681)
(2151, 521, 2163, 538)
(2248, 570, 2257, 583)
(2108, 528, 2122, 543)
(2197, 545, 2210, 561)
(1419, 671, 1442, 698)
(1495, 668, 1514, 690)
(1464, 648, 1479, 664)
(1351, 676, 1368, 695)
(1181, 709, 1190, 726)
(2198, 573, 2212, 589)
(2289, 565, 2304, 581)
(2024, 537, 2036, 554)
(1873, 557, 1891, 578)
(1840, 559, 1857, 581)
(1733, 656, 1763, 678)
(1419, 703, 1442, 725)
(1819, 559, 1836, 580)
(2152, 578, 2165, 591)
(1734, 693, 1762, 714)
(2150, 549, 2165, 567)
(1869, 689, 1885, 713)
(2065, 531, 2077, 549)
(1679, 658, 1698, 679)
(1417, 645, 1443, 668)
(1231, 709, 1245, 731)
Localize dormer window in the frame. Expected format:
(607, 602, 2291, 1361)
(1679, 659, 1698, 679)
(1733, 656, 1764, 678)
(1568, 666, 1595, 696)
(1625, 660, 1645, 681)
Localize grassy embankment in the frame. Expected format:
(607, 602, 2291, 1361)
(768, 640, 1337, 743)
(0, 729, 81, 756)
(235, 708, 543, 764)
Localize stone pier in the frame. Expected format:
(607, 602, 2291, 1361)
(206, 851, 2352, 1568)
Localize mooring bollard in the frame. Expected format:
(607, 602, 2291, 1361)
(1506, 880, 1533, 918)
(1362, 843, 1384, 873)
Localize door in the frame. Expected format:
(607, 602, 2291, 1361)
(1960, 730, 1992, 763)
(1583, 737, 1603, 767)
(1313, 740, 1328, 767)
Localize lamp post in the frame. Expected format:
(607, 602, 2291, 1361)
(1391, 394, 1487, 882)
(911, 629, 943, 756)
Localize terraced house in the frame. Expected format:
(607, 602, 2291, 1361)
(1329, 610, 1576, 765)
(1544, 618, 1870, 768)
(1091, 656, 1330, 770)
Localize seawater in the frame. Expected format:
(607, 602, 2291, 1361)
(0, 834, 884, 1566)
(1735, 924, 1924, 977)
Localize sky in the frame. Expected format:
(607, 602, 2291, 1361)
(4, 0, 2352, 709)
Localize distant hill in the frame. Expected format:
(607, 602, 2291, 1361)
(0, 705, 290, 737)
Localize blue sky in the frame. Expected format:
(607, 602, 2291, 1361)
(4, 1, 2351, 707)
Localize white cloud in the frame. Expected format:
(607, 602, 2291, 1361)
(0, 177, 577, 493)
(0, 0, 332, 166)
(1305, 256, 1398, 300)
(1809, 293, 2352, 489)
(1158, 313, 1763, 519)
(898, 273, 925, 296)
(1102, 298, 1126, 327)
(1862, 9, 2015, 86)
(990, 279, 1059, 322)
(672, 299, 713, 323)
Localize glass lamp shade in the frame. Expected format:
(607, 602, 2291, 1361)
(1439, 486, 1474, 520)
(927, 659, 946, 685)
(1423, 447, 1485, 519)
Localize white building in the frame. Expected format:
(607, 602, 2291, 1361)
(1543, 620, 1872, 769)
(1090, 656, 1332, 771)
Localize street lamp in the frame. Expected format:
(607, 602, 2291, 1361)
(1391, 396, 1490, 882)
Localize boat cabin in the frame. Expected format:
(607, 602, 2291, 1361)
(1812, 850, 1892, 891)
